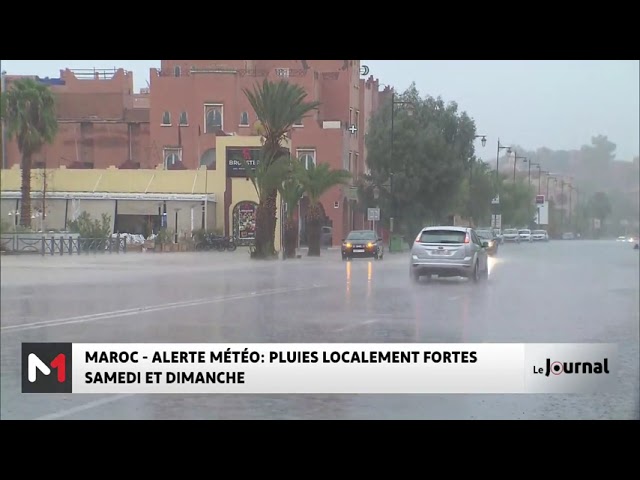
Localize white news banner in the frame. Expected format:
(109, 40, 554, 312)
(70, 343, 618, 395)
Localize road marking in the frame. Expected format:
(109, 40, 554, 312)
(333, 319, 379, 332)
(2, 284, 326, 333)
(35, 394, 134, 420)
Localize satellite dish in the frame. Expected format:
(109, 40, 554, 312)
(360, 65, 370, 76)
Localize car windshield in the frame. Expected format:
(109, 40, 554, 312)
(476, 230, 493, 239)
(419, 229, 466, 244)
(533, 230, 546, 234)
(519, 230, 531, 234)
(346, 231, 376, 241)
(504, 229, 518, 234)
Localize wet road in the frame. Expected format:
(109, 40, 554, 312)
(1, 240, 638, 419)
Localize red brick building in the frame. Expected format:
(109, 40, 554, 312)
(2, 68, 151, 170)
(149, 60, 385, 244)
(1, 61, 386, 245)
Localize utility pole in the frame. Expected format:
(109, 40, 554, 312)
(1, 70, 7, 170)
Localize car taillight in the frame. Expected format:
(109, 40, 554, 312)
(464, 233, 470, 243)
(415, 233, 421, 243)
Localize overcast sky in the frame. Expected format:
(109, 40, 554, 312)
(2, 60, 638, 161)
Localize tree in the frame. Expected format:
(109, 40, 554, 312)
(499, 176, 536, 227)
(243, 79, 320, 258)
(462, 160, 495, 226)
(238, 151, 292, 258)
(364, 83, 478, 240)
(1, 78, 58, 228)
(588, 191, 612, 237)
(297, 162, 351, 256)
(278, 165, 305, 259)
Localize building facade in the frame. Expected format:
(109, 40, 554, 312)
(0, 135, 284, 251)
(148, 60, 384, 244)
(2, 68, 151, 170)
(1, 61, 387, 245)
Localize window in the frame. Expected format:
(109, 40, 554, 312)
(174, 66, 181, 77)
(179, 111, 188, 126)
(349, 108, 353, 128)
(419, 229, 467, 244)
(297, 149, 316, 170)
(354, 110, 360, 137)
(348, 151, 352, 172)
(275, 68, 290, 78)
(204, 104, 223, 133)
(161, 111, 171, 126)
(354, 152, 359, 177)
(240, 111, 249, 126)
(200, 148, 216, 170)
(163, 147, 182, 169)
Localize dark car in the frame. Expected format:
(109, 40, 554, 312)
(475, 229, 499, 256)
(342, 230, 384, 260)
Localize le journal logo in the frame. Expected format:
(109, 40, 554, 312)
(533, 358, 610, 377)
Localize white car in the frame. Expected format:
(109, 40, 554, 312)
(502, 228, 521, 243)
(531, 230, 549, 241)
(518, 229, 532, 242)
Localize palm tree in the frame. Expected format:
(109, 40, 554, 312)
(279, 166, 305, 259)
(243, 79, 320, 258)
(297, 162, 351, 256)
(1, 78, 58, 228)
(238, 151, 292, 258)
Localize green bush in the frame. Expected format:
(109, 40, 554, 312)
(155, 228, 173, 244)
(0, 221, 36, 235)
(68, 212, 111, 239)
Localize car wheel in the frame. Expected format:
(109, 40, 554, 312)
(481, 263, 489, 280)
(411, 271, 420, 283)
(472, 262, 480, 283)
(342, 255, 347, 261)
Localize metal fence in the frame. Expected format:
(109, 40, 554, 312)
(0, 235, 128, 256)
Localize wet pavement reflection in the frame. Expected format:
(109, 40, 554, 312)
(1, 241, 638, 419)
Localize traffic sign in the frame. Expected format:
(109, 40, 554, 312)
(367, 208, 380, 221)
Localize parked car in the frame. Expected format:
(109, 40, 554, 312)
(502, 228, 521, 243)
(409, 226, 489, 283)
(562, 232, 575, 240)
(475, 229, 499, 256)
(492, 228, 504, 244)
(342, 230, 384, 260)
(321, 226, 333, 248)
(531, 229, 549, 242)
(518, 229, 532, 242)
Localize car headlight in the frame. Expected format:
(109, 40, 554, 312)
(344, 242, 352, 248)
(367, 242, 374, 248)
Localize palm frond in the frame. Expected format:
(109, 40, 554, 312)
(279, 168, 306, 219)
(243, 79, 321, 156)
(237, 151, 292, 202)
(297, 162, 352, 204)
(2, 78, 58, 156)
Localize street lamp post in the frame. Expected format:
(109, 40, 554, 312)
(560, 179, 566, 230)
(496, 139, 512, 186)
(469, 135, 487, 181)
(528, 161, 540, 186)
(568, 184, 574, 229)
(512, 153, 527, 182)
(546, 175, 557, 198)
(468, 135, 487, 226)
(389, 91, 415, 252)
(536, 165, 543, 194)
